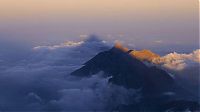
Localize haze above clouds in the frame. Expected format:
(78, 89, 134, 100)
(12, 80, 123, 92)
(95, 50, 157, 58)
(0, 0, 198, 51)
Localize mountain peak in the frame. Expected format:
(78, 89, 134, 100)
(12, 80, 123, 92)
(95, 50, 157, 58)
(113, 42, 129, 52)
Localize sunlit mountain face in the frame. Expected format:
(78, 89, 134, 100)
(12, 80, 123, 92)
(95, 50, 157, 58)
(0, 0, 199, 111)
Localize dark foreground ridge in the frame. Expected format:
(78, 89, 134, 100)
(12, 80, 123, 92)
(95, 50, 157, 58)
(71, 43, 200, 111)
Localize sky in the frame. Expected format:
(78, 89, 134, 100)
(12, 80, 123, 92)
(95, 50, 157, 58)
(0, 0, 199, 52)
(0, 1, 199, 110)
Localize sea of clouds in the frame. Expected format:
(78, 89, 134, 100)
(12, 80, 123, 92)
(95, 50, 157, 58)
(0, 37, 141, 111)
(0, 36, 199, 111)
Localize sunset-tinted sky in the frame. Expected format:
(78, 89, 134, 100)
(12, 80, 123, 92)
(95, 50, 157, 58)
(0, 0, 198, 50)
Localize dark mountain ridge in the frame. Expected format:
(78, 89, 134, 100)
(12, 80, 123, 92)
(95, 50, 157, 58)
(72, 43, 175, 93)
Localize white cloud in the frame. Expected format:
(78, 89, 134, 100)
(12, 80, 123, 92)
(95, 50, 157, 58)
(153, 49, 200, 71)
(33, 41, 84, 50)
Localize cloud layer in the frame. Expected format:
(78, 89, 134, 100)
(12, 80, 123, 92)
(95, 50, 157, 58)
(0, 37, 199, 111)
(0, 37, 142, 111)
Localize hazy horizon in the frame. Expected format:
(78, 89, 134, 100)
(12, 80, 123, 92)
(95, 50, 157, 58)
(0, 0, 199, 53)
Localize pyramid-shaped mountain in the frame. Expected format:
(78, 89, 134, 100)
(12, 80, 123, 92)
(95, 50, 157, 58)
(71, 43, 175, 94)
(70, 43, 199, 111)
